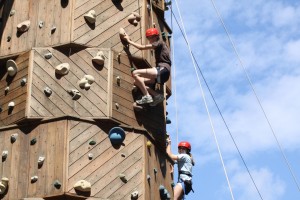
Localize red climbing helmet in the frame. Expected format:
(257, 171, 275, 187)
(178, 141, 191, 151)
(146, 28, 159, 37)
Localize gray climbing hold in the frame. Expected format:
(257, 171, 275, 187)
(11, 133, 18, 143)
(116, 76, 121, 85)
(38, 21, 44, 28)
(0, 177, 9, 195)
(20, 78, 27, 86)
(92, 51, 105, 65)
(147, 175, 151, 181)
(89, 140, 96, 145)
(78, 75, 95, 90)
(31, 176, 38, 183)
(51, 26, 56, 34)
(30, 138, 37, 145)
(53, 180, 62, 189)
(131, 190, 139, 199)
(74, 180, 91, 192)
(119, 174, 127, 183)
(171, 182, 175, 187)
(55, 63, 70, 75)
(6, 59, 18, 76)
(84, 10, 96, 24)
(38, 156, 45, 167)
(154, 168, 158, 174)
(115, 103, 119, 109)
(9, 10, 15, 16)
(17, 20, 30, 32)
(2, 151, 8, 160)
(127, 12, 141, 26)
(44, 52, 52, 59)
(44, 87, 52, 97)
(4, 86, 9, 95)
(88, 153, 93, 160)
(67, 89, 81, 100)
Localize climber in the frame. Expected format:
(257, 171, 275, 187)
(123, 28, 171, 106)
(166, 137, 195, 200)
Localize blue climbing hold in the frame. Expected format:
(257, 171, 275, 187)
(109, 127, 126, 145)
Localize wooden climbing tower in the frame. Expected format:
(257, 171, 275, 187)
(0, 0, 174, 199)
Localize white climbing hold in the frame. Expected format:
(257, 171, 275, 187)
(128, 12, 141, 26)
(6, 59, 18, 76)
(88, 153, 93, 160)
(8, 102, 15, 108)
(55, 63, 70, 75)
(84, 10, 96, 24)
(2, 151, 8, 159)
(38, 156, 45, 166)
(92, 51, 105, 65)
(4, 86, 9, 94)
(131, 190, 139, 199)
(67, 89, 81, 100)
(0, 177, 9, 195)
(119, 28, 129, 41)
(79, 75, 95, 90)
(74, 180, 91, 192)
(31, 176, 38, 183)
(44, 87, 52, 96)
(17, 20, 30, 32)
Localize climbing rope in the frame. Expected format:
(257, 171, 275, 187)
(170, 4, 179, 146)
(209, 0, 300, 192)
(149, 0, 154, 27)
(172, 1, 235, 199)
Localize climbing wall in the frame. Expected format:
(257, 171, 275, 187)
(0, 0, 173, 199)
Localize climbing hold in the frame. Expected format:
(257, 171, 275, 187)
(171, 182, 175, 187)
(127, 12, 141, 26)
(6, 59, 18, 76)
(30, 138, 37, 145)
(121, 153, 126, 157)
(74, 180, 91, 192)
(51, 26, 56, 34)
(166, 117, 171, 124)
(146, 141, 152, 148)
(115, 103, 119, 109)
(88, 153, 93, 160)
(44, 87, 52, 97)
(8, 102, 15, 109)
(4, 87, 9, 95)
(9, 10, 16, 16)
(20, 78, 27, 86)
(17, 20, 30, 32)
(11, 133, 18, 143)
(147, 175, 151, 181)
(84, 10, 96, 24)
(55, 63, 70, 75)
(2, 151, 8, 160)
(0, 177, 9, 195)
(7, 36, 11, 42)
(119, 174, 127, 183)
(89, 140, 96, 145)
(38, 156, 45, 167)
(53, 180, 62, 189)
(154, 168, 158, 174)
(0, 107, 2, 112)
(79, 75, 95, 90)
(109, 127, 125, 145)
(119, 28, 128, 41)
(67, 89, 81, 100)
(116, 76, 121, 85)
(92, 51, 105, 65)
(131, 190, 139, 199)
(38, 21, 44, 28)
(159, 185, 170, 200)
(31, 176, 38, 183)
(44, 52, 52, 59)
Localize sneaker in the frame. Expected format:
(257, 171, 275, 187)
(150, 94, 164, 106)
(136, 95, 153, 104)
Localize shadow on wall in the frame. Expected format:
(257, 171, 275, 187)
(0, 0, 14, 48)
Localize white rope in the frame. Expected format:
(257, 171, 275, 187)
(173, 1, 235, 199)
(209, 0, 300, 192)
(149, 0, 154, 27)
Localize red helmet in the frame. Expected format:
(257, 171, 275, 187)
(146, 28, 159, 37)
(178, 141, 191, 151)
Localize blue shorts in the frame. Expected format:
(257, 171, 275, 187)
(156, 67, 170, 84)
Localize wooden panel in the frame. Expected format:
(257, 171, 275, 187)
(0, 0, 73, 57)
(29, 47, 110, 118)
(67, 123, 144, 199)
(0, 120, 68, 200)
(0, 52, 29, 126)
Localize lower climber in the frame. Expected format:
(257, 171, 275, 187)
(167, 137, 195, 200)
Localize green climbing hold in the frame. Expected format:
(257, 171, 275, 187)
(89, 140, 96, 145)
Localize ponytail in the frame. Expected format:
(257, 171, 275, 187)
(188, 152, 195, 166)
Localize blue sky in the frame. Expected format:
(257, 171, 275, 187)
(165, 0, 300, 199)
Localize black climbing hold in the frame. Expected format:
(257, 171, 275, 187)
(30, 138, 37, 145)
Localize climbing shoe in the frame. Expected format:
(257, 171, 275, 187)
(150, 94, 164, 106)
(136, 95, 153, 104)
